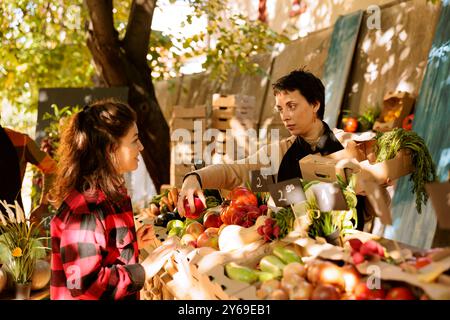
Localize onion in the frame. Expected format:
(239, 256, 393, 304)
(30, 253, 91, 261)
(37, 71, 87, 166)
(311, 284, 341, 300)
(306, 261, 344, 290)
(256, 279, 281, 299)
(289, 280, 314, 300)
(281, 273, 304, 292)
(283, 262, 306, 278)
(268, 289, 289, 300)
(341, 264, 361, 293)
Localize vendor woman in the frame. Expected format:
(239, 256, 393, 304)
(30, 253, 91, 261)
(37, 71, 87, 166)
(178, 68, 367, 229)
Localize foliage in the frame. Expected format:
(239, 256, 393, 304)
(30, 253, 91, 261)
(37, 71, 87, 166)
(1, 0, 287, 125)
(41, 103, 82, 155)
(0, 200, 48, 284)
(374, 128, 437, 213)
(358, 106, 381, 132)
(0, 0, 95, 118)
(178, 0, 289, 83)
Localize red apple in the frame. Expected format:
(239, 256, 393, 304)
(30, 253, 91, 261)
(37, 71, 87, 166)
(183, 197, 206, 220)
(185, 221, 205, 240)
(203, 210, 223, 229)
(196, 227, 219, 250)
(181, 234, 197, 247)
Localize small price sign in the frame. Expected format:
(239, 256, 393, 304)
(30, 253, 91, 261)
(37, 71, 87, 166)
(268, 178, 306, 207)
(250, 170, 276, 192)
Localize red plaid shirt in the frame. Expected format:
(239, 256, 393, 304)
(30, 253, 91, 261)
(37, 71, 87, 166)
(50, 189, 145, 300)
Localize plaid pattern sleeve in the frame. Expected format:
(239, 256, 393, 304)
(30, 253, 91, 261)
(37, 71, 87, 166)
(50, 189, 145, 300)
(4, 128, 56, 181)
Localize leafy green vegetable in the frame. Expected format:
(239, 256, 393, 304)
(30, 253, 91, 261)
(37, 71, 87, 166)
(271, 207, 295, 239)
(358, 106, 381, 132)
(374, 128, 437, 213)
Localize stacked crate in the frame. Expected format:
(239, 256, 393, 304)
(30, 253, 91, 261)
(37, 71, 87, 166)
(210, 94, 258, 164)
(169, 106, 207, 187)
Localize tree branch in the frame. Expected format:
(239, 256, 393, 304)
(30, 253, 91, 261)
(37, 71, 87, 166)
(85, 0, 117, 46)
(85, 0, 127, 86)
(123, 0, 156, 66)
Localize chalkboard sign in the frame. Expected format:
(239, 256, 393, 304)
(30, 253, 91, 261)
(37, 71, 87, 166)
(250, 170, 276, 192)
(268, 178, 306, 207)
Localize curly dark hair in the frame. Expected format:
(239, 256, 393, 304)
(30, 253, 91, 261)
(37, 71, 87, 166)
(50, 99, 136, 206)
(272, 67, 326, 120)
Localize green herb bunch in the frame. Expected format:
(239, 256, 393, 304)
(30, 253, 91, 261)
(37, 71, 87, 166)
(271, 207, 295, 239)
(375, 128, 437, 213)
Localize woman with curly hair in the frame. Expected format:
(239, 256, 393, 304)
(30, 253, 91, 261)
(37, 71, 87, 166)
(49, 99, 154, 300)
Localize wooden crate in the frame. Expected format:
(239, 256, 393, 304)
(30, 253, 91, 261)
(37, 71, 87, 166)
(212, 93, 256, 108)
(212, 106, 255, 120)
(172, 105, 206, 119)
(170, 118, 206, 131)
(211, 117, 256, 131)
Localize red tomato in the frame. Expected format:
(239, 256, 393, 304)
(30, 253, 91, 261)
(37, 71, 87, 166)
(402, 114, 414, 131)
(354, 282, 385, 300)
(386, 287, 415, 300)
(344, 117, 358, 133)
(229, 187, 258, 207)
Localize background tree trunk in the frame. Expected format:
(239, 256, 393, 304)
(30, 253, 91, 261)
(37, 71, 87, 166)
(85, 0, 169, 191)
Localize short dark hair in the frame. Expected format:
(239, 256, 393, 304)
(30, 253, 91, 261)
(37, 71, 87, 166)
(272, 67, 325, 120)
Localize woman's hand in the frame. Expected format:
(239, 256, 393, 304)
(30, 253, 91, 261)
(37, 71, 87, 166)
(177, 175, 206, 217)
(136, 224, 155, 249)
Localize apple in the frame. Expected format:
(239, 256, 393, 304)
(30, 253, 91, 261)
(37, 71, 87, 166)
(196, 227, 219, 250)
(181, 234, 197, 247)
(183, 197, 206, 220)
(185, 221, 205, 240)
(203, 210, 223, 229)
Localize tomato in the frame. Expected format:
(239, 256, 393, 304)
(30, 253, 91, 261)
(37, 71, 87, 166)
(343, 117, 358, 133)
(402, 114, 414, 131)
(220, 203, 261, 227)
(229, 187, 258, 207)
(386, 287, 415, 300)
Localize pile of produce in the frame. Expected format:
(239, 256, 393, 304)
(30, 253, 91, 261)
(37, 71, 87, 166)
(219, 187, 267, 227)
(374, 128, 437, 213)
(224, 244, 425, 300)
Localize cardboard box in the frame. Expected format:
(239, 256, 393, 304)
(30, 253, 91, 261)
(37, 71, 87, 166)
(299, 154, 360, 184)
(212, 93, 256, 108)
(357, 149, 413, 186)
(327, 139, 377, 163)
(172, 105, 206, 119)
